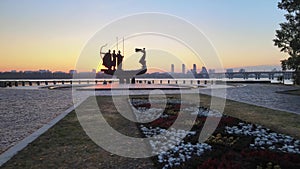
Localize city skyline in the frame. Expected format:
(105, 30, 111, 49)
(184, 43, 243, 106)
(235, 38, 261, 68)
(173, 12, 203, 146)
(0, 63, 283, 74)
(0, 64, 290, 82)
(0, 0, 287, 72)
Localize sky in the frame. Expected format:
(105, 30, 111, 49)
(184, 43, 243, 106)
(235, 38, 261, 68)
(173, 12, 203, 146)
(0, 0, 288, 73)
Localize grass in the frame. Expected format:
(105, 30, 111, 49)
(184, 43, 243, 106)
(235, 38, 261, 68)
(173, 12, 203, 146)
(1, 94, 300, 168)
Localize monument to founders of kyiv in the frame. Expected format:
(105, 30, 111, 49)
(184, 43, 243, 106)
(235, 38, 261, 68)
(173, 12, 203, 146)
(100, 44, 147, 84)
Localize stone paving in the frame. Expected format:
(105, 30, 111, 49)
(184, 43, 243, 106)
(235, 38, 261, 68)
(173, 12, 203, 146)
(0, 88, 74, 153)
(199, 83, 300, 114)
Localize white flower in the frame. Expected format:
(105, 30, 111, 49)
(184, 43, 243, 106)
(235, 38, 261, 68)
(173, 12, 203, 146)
(225, 123, 300, 154)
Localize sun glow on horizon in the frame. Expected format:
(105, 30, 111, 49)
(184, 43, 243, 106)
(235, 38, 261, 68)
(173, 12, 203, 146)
(0, 0, 287, 73)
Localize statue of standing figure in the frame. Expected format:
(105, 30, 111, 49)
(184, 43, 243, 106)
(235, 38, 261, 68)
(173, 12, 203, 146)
(116, 50, 124, 70)
(111, 50, 117, 70)
(100, 47, 124, 70)
(101, 49, 112, 70)
(137, 48, 146, 69)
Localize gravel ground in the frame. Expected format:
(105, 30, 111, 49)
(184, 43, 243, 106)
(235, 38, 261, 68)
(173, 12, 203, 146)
(0, 88, 74, 153)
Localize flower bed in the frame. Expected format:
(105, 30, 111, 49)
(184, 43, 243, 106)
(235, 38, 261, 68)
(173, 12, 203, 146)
(130, 98, 300, 169)
(225, 123, 300, 154)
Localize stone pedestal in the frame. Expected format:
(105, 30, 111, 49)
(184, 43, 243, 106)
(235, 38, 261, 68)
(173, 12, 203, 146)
(103, 68, 146, 84)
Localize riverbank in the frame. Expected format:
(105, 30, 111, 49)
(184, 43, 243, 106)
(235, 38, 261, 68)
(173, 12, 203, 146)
(1, 94, 299, 168)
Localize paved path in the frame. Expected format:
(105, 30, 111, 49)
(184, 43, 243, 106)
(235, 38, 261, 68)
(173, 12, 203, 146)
(0, 88, 74, 154)
(199, 83, 300, 114)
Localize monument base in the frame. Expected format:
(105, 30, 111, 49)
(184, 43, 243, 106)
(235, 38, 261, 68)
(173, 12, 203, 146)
(101, 68, 147, 84)
(77, 84, 191, 91)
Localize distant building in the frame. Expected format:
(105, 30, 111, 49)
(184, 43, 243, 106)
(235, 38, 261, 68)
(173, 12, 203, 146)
(69, 70, 77, 74)
(193, 64, 197, 72)
(226, 69, 234, 73)
(11, 70, 17, 73)
(186, 70, 193, 76)
(200, 66, 208, 74)
(24, 71, 34, 74)
(53, 71, 69, 79)
(171, 64, 174, 73)
(190, 64, 197, 75)
(208, 69, 215, 74)
(239, 68, 245, 73)
(200, 66, 209, 78)
(92, 69, 96, 73)
(54, 71, 65, 74)
(182, 64, 186, 74)
(39, 70, 51, 74)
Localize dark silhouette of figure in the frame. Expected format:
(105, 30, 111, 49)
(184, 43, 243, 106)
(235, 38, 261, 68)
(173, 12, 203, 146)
(116, 50, 124, 70)
(102, 50, 112, 70)
(138, 48, 146, 69)
(111, 50, 117, 70)
(99, 45, 147, 84)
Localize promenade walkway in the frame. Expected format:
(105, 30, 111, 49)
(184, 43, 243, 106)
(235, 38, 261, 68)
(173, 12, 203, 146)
(199, 83, 300, 114)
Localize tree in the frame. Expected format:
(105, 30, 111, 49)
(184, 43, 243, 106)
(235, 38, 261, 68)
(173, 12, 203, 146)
(273, 0, 300, 84)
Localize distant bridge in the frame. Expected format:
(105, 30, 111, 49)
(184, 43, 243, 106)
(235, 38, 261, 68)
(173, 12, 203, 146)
(209, 71, 295, 80)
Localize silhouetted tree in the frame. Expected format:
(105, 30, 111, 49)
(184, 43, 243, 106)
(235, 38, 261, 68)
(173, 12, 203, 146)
(273, 0, 300, 84)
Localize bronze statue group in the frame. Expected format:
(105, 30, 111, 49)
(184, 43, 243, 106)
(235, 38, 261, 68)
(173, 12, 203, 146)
(100, 47, 146, 71)
(101, 50, 124, 70)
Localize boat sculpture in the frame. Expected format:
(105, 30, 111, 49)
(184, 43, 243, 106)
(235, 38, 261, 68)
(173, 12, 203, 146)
(100, 44, 147, 84)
